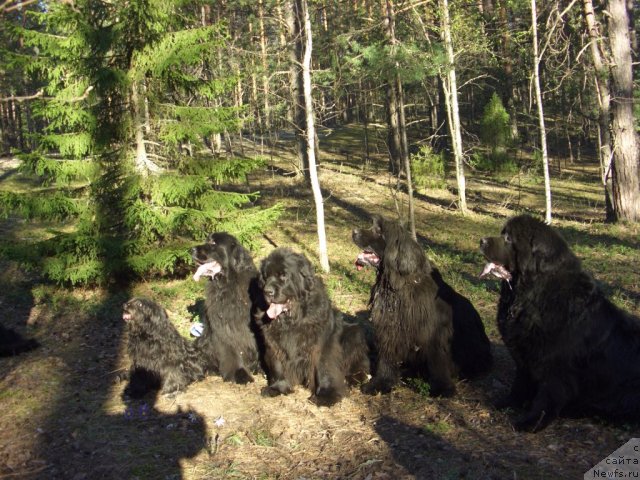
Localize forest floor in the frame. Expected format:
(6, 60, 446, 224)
(1, 127, 639, 479)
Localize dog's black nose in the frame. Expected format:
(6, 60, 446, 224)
(480, 238, 488, 249)
(263, 286, 274, 298)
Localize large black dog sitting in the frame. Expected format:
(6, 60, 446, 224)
(191, 232, 262, 384)
(257, 248, 369, 406)
(122, 297, 204, 398)
(353, 214, 492, 397)
(480, 214, 640, 431)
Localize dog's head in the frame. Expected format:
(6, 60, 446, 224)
(259, 248, 316, 320)
(191, 232, 254, 281)
(479, 214, 579, 281)
(122, 297, 168, 330)
(352, 214, 427, 276)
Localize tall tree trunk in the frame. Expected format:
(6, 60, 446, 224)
(258, 0, 271, 131)
(286, 0, 309, 180)
(383, 0, 403, 176)
(300, 0, 329, 272)
(583, 0, 615, 220)
(607, 0, 640, 221)
(531, 0, 552, 223)
(439, 0, 468, 215)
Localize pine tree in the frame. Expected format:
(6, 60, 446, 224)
(1, 0, 280, 285)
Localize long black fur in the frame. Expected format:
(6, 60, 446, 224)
(191, 232, 261, 384)
(353, 214, 492, 396)
(0, 325, 39, 357)
(480, 214, 640, 431)
(257, 248, 369, 406)
(122, 297, 204, 398)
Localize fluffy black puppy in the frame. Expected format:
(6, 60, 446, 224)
(257, 248, 368, 406)
(122, 297, 204, 398)
(0, 325, 39, 357)
(191, 232, 261, 384)
(353, 214, 492, 396)
(480, 214, 640, 432)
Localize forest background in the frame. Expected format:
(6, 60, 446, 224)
(0, 0, 639, 478)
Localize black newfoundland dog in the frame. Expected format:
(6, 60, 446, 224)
(257, 248, 369, 406)
(122, 297, 204, 398)
(0, 325, 39, 357)
(353, 214, 492, 396)
(191, 232, 262, 384)
(480, 214, 640, 431)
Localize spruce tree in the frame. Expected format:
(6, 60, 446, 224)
(1, 0, 279, 285)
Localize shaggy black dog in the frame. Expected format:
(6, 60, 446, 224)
(0, 325, 39, 357)
(257, 248, 369, 406)
(191, 232, 261, 384)
(122, 297, 204, 398)
(353, 214, 492, 396)
(480, 214, 640, 432)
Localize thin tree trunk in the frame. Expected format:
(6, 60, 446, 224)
(397, 76, 416, 239)
(286, 0, 309, 180)
(439, 0, 468, 215)
(607, 0, 640, 221)
(583, 0, 615, 220)
(258, 0, 271, 130)
(131, 82, 161, 175)
(383, 0, 403, 176)
(300, 0, 329, 272)
(531, 0, 552, 223)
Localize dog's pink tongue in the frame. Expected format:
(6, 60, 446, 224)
(266, 303, 286, 319)
(479, 262, 512, 281)
(193, 261, 222, 281)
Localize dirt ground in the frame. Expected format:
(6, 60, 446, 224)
(1, 142, 639, 479)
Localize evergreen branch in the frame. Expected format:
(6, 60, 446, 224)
(0, 86, 93, 103)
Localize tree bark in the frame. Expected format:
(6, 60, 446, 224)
(439, 0, 468, 215)
(300, 0, 329, 272)
(286, 0, 309, 180)
(531, 0, 552, 223)
(607, 0, 640, 221)
(583, 0, 615, 220)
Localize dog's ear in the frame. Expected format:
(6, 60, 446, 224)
(396, 238, 425, 276)
(382, 221, 425, 276)
(296, 253, 316, 294)
(529, 226, 577, 275)
(371, 215, 384, 237)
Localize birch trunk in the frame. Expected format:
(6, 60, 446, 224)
(439, 0, 468, 215)
(531, 0, 552, 223)
(301, 0, 329, 272)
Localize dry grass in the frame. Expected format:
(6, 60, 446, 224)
(1, 130, 639, 479)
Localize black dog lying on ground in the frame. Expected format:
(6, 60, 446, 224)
(480, 214, 640, 431)
(0, 325, 39, 357)
(122, 297, 204, 398)
(191, 232, 262, 384)
(257, 248, 369, 406)
(353, 214, 492, 396)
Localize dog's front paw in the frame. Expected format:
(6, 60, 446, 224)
(311, 387, 342, 407)
(261, 380, 293, 397)
(361, 378, 393, 395)
(512, 410, 552, 433)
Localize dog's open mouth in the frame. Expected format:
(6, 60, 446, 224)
(479, 262, 512, 281)
(122, 311, 132, 322)
(193, 260, 222, 281)
(266, 301, 291, 320)
(355, 250, 380, 271)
